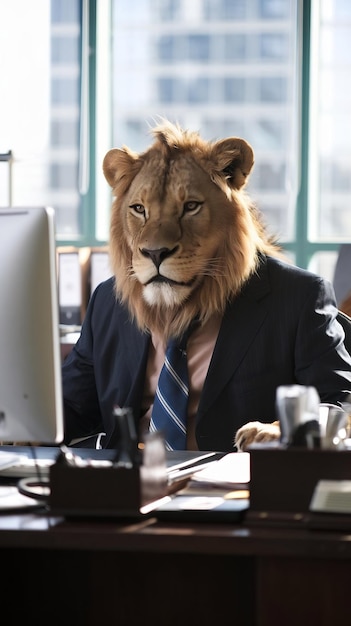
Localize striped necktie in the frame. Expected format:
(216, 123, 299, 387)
(149, 330, 191, 450)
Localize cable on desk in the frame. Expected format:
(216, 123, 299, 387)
(16, 443, 50, 503)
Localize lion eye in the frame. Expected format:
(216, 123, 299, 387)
(183, 200, 203, 214)
(129, 203, 145, 216)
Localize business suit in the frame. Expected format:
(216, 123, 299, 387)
(62, 254, 351, 451)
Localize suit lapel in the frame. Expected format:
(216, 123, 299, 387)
(197, 257, 271, 417)
(124, 325, 150, 408)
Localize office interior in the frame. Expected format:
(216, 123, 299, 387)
(1, 1, 351, 624)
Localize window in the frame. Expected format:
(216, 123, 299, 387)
(1, 0, 351, 287)
(102, 0, 351, 282)
(0, 0, 84, 242)
(106, 0, 299, 246)
(308, 0, 351, 280)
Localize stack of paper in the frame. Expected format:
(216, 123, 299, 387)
(182, 452, 250, 498)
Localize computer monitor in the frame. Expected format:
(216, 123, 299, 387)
(0, 207, 64, 444)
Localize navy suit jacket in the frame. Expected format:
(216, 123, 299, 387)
(62, 255, 351, 451)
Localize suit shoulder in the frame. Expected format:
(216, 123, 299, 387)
(88, 276, 120, 315)
(86, 275, 134, 333)
(265, 255, 325, 286)
(93, 275, 116, 299)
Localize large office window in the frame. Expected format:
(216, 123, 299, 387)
(108, 0, 299, 245)
(0, 0, 84, 241)
(309, 0, 351, 240)
(1, 0, 351, 285)
(101, 0, 351, 283)
(307, 0, 351, 279)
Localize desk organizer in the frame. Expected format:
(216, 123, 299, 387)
(247, 444, 351, 526)
(49, 437, 168, 518)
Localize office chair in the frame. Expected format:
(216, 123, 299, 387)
(333, 244, 351, 308)
(337, 310, 351, 357)
(339, 292, 351, 318)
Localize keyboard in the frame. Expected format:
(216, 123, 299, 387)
(0, 451, 54, 478)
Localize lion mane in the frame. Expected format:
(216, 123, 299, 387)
(103, 120, 281, 340)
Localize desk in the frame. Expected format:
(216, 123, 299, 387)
(1, 511, 351, 626)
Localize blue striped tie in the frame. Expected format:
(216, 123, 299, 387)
(150, 332, 190, 450)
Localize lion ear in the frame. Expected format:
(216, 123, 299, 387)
(102, 147, 140, 189)
(210, 138, 254, 190)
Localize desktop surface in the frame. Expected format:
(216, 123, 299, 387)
(0, 446, 231, 519)
(0, 445, 221, 476)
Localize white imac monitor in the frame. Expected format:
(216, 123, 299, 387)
(0, 207, 64, 444)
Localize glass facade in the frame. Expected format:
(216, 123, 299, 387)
(309, 0, 351, 241)
(0, 0, 351, 284)
(110, 0, 299, 242)
(0, 0, 82, 239)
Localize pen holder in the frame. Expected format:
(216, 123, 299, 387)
(49, 433, 168, 518)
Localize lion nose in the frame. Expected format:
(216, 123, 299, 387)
(141, 247, 174, 270)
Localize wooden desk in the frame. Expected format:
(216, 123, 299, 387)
(1, 511, 351, 626)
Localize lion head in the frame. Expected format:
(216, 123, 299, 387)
(103, 120, 280, 339)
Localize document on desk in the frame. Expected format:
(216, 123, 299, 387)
(154, 453, 250, 522)
(188, 452, 250, 491)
